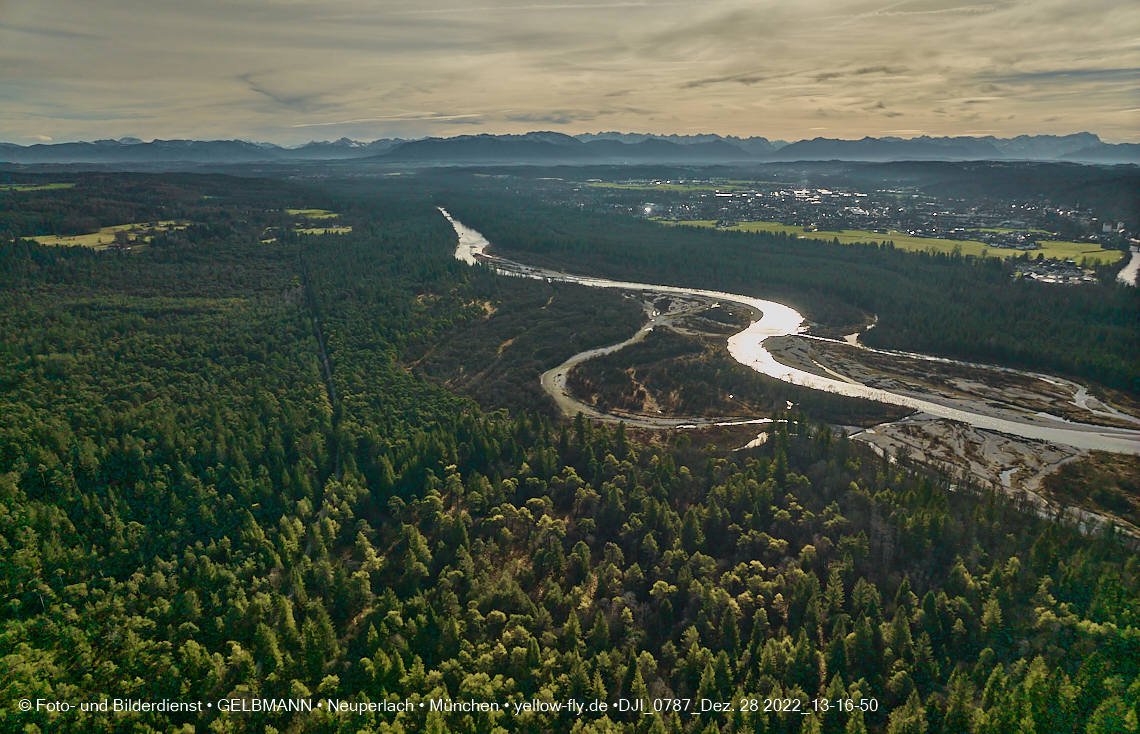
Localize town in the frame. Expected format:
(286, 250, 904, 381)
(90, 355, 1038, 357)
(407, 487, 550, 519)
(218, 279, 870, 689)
(537, 176, 1134, 269)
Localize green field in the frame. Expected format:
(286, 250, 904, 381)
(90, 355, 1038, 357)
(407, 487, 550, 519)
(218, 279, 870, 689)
(32, 220, 188, 249)
(671, 220, 1124, 264)
(0, 183, 76, 192)
(1027, 240, 1126, 263)
(287, 208, 339, 219)
(295, 226, 352, 235)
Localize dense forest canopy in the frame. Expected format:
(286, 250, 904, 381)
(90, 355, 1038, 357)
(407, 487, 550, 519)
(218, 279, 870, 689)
(2, 172, 1139, 733)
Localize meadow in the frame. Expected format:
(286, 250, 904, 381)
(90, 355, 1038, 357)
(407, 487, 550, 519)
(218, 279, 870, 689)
(295, 226, 353, 235)
(286, 208, 339, 218)
(0, 183, 76, 192)
(672, 220, 1124, 264)
(31, 220, 189, 249)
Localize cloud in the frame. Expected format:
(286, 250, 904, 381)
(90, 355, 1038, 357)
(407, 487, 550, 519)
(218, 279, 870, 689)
(0, 22, 101, 40)
(0, 0, 1136, 143)
(682, 72, 771, 89)
(400, 2, 685, 14)
(984, 67, 1140, 83)
(814, 66, 908, 82)
(845, 3, 1000, 20)
(239, 74, 331, 113)
(291, 114, 482, 128)
(506, 112, 592, 125)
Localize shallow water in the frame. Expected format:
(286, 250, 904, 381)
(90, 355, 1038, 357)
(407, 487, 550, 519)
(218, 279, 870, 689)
(1118, 246, 1139, 287)
(442, 209, 1140, 454)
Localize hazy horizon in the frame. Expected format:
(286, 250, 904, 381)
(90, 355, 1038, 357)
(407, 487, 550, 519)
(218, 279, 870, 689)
(0, 129, 1124, 148)
(2, 0, 1136, 146)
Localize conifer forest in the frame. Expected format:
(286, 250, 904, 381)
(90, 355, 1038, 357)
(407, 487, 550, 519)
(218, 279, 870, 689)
(2, 168, 1139, 734)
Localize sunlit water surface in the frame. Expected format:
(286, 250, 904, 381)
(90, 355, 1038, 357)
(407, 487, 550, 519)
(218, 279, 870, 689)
(442, 209, 1140, 454)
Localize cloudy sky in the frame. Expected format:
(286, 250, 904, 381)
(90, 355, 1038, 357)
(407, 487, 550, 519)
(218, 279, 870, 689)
(1, 0, 1136, 144)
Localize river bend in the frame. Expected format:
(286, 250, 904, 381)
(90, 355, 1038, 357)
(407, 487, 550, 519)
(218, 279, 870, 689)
(443, 209, 1140, 455)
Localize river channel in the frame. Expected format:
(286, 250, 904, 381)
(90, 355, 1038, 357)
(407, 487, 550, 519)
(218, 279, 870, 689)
(443, 209, 1140, 455)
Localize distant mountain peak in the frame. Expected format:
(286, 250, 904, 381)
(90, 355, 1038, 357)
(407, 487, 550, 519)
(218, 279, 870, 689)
(0, 131, 1129, 165)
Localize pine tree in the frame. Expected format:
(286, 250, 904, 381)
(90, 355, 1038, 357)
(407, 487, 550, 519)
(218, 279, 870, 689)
(887, 690, 928, 734)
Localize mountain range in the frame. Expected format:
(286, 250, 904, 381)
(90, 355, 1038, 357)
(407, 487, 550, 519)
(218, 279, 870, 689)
(1, 131, 1136, 165)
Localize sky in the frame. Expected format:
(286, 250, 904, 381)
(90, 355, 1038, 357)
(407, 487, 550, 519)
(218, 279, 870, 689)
(1, 0, 1137, 145)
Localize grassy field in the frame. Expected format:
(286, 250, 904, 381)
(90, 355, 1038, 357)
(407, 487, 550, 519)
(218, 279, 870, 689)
(1019, 240, 1125, 263)
(0, 183, 76, 192)
(287, 208, 339, 219)
(670, 220, 1124, 264)
(32, 221, 188, 250)
(296, 226, 352, 235)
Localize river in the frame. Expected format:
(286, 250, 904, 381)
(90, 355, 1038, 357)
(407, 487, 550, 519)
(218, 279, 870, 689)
(442, 209, 1140, 455)
(1118, 246, 1140, 287)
